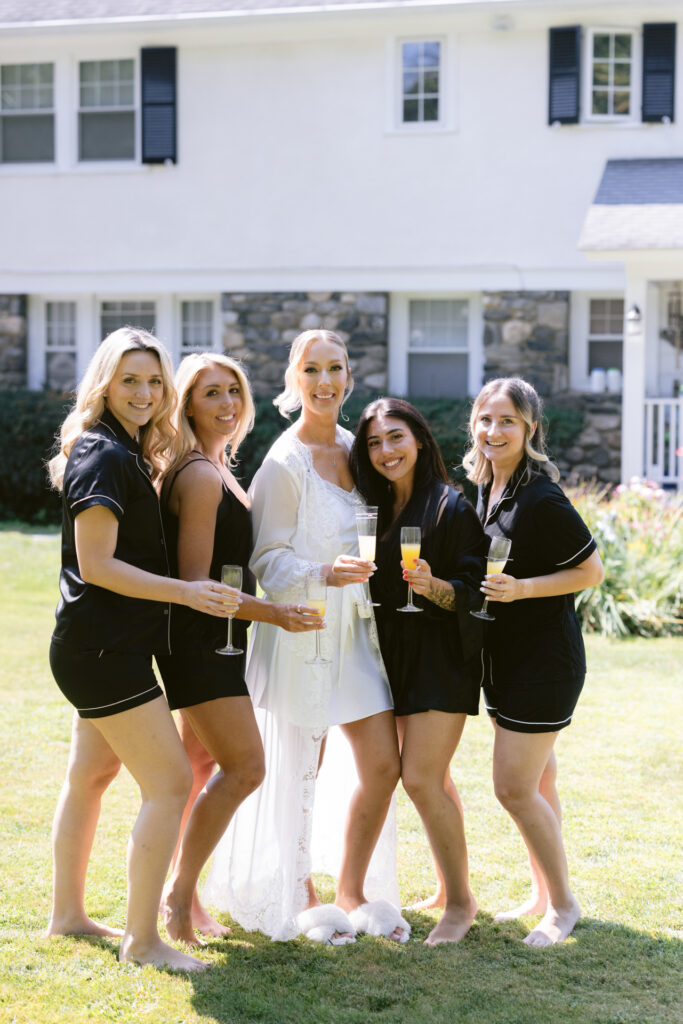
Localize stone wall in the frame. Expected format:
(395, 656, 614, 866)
(0, 296, 27, 389)
(548, 393, 622, 485)
(482, 291, 569, 397)
(220, 291, 388, 398)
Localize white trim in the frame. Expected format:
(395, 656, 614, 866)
(70, 493, 125, 515)
(569, 290, 624, 392)
(555, 536, 594, 566)
(78, 682, 159, 713)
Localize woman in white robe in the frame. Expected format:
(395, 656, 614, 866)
(204, 330, 410, 943)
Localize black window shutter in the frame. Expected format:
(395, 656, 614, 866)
(642, 23, 676, 123)
(141, 47, 177, 163)
(548, 27, 581, 124)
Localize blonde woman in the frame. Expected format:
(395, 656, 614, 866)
(156, 352, 321, 946)
(204, 330, 409, 944)
(464, 377, 603, 946)
(46, 328, 240, 970)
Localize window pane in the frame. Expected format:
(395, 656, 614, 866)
(1, 114, 53, 162)
(101, 301, 155, 338)
(181, 301, 213, 350)
(592, 91, 608, 115)
(47, 302, 77, 347)
(592, 63, 609, 86)
(80, 60, 134, 108)
(403, 72, 419, 96)
(1, 62, 53, 110)
(422, 42, 440, 67)
(606, 299, 624, 332)
(614, 92, 630, 115)
(593, 35, 610, 59)
(403, 99, 419, 122)
(423, 98, 439, 121)
(79, 111, 135, 160)
(614, 34, 632, 58)
(409, 300, 469, 349)
(423, 71, 439, 95)
(408, 353, 468, 398)
(613, 62, 631, 86)
(46, 351, 77, 392)
(402, 43, 420, 69)
(588, 340, 623, 373)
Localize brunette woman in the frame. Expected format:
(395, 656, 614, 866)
(350, 397, 485, 944)
(464, 376, 604, 946)
(46, 328, 240, 970)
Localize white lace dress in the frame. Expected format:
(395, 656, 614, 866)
(203, 424, 397, 939)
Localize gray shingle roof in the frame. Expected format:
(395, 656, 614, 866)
(579, 158, 683, 252)
(0, 0, 484, 24)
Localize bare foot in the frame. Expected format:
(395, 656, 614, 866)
(493, 893, 548, 923)
(119, 933, 209, 971)
(406, 891, 445, 912)
(424, 898, 478, 946)
(191, 891, 232, 939)
(160, 892, 206, 948)
(46, 915, 124, 939)
(524, 898, 581, 947)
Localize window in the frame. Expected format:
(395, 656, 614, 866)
(408, 299, 469, 398)
(79, 59, 135, 161)
(587, 30, 635, 119)
(0, 63, 54, 163)
(180, 301, 214, 355)
(45, 302, 77, 390)
(100, 300, 155, 338)
(401, 42, 441, 123)
(588, 298, 623, 373)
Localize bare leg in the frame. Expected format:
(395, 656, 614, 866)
(166, 712, 229, 938)
(493, 728, 580, 946)
(400, 712, 477, 945)
(91, 696, 208, 970)
(47, 713, 123, 938)
(161, 697, 264, 946)
(494, 747, 559, 921)
(406, 767, 457, 911)
(335, 711, 403, 938)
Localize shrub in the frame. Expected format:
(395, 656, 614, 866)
(569, 478, 683, 638)
(0, 390, 584, 524)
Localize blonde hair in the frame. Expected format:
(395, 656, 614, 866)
(462, 376, 560, 485)
(48, 327, 176, 490)
(273, 329, 354, 418)
(166, 352, 255, 477)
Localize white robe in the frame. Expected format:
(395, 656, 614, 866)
(203, 424, 398, 939)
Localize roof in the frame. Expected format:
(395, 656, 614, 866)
(0, 0, 518, 25)
(579, 158, 683, 252)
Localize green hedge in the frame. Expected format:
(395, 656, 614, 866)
(0, 391, 584, 524)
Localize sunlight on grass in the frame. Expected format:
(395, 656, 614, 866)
(0, 531, 680, 1023)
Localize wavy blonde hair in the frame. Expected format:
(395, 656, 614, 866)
(273, 329, 354, 418)
(462, 376, 559, 485)
(48, 327, 176, 490)
(165, 352, 255, 478)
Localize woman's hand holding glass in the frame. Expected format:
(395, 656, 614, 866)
(401, 556, 433, 598)
(275, 603, 325, 633)
(182, 579, 242, 617)
(324, 554, 376, 588)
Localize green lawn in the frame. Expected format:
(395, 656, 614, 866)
(0, 528, 680, 1024)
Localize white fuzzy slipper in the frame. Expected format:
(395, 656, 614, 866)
(348, 899, 411, 943)
(296, 905, 356, 945)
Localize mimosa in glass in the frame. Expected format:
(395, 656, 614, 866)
(215, 564, 244, 654)
(305, 575, 331, 665)
(397, 526, 423, 613)
(355, 505, 380, 609)
(470, 536, 512, 621)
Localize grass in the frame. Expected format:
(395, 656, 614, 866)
(0, 528, 681, 1024)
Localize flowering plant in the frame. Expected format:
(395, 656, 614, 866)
(568, 478, 683, 637)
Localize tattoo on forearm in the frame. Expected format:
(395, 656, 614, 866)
(426, 580, 456, 611)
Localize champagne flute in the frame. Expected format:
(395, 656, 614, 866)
(355, 505, 380, 609)
(397, 526, 423, 613)
(215, 564, 244, 655)
(471, 536, 512, 621)
(304, 575, 331, 666)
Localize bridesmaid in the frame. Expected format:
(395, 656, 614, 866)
(350, 397, 485, 944)
(464, 376, 603, 946)
(156, 352, 321, 946)
(46, 328, 239, 970)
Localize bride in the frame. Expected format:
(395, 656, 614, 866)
(204, 329, 410, 944)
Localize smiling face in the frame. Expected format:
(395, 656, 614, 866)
(185, 364, 244, 444)
(105, 350, 164, 437)
(295, 337, 349, 418)
(366, 412, 421, 492)
(473, 391, 534, 475)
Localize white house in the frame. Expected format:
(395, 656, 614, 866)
(0, 0, 681, 485)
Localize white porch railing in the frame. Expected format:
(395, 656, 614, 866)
(644, 398, 683, 488)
